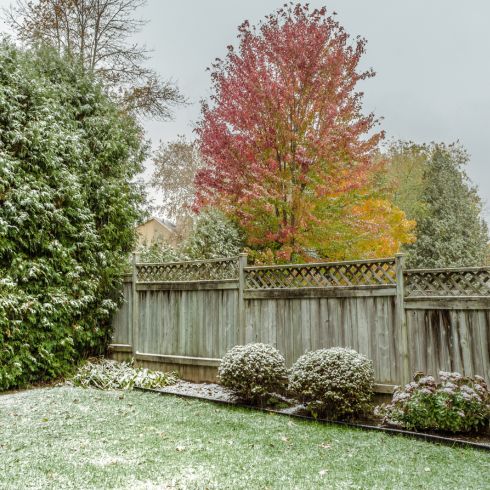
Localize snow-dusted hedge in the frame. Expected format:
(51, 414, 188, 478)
(288, 347, 375, 419)
(218, 343, 287, 403)
(0, 42, 144, 390)
(376, 371, 490, 433)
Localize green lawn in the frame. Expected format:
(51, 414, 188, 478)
(0, 386, 488, 489)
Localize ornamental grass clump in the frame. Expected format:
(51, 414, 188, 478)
(376, 371, 490, 433)
(71, 358, 177, 390)
(288, 347, 375, 419)
(218, 343, 287, 404)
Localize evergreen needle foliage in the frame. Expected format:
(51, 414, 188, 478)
(137, 208, 243, 262)
(0, 41, 146, 390)
(387, 142, 489, 268)
(183, 208, 244, 260)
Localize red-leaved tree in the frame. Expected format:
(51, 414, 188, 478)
(195, 3, 414, 262)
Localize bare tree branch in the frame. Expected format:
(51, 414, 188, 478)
(152, 136, 204, 222)
(3, 0, 185, 120)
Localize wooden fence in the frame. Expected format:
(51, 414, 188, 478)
(109, 254, 490, 391)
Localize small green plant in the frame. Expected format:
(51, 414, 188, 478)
(70, 358, 177, 390)
(288, 347, 375, 419)
(376, 371, 490, 433)
(218, 343, 287, 404)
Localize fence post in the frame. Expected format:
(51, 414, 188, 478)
(131, 252, 139, 356)
(238, 253, 248, 343)
(395, 253, 410, 384)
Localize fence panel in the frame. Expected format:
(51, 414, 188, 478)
(406, 308, 490, 381)
(244, 293, 402, 385)
(135, 284, 239, 359)
(110, 255, 490, 387)
(405, 267, 490, 297)
(136, 257, 239, 282)
(245, 258, 396, 289)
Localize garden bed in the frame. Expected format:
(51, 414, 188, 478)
(148, 381, 490, 450)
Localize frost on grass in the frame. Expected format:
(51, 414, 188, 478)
(126, 466, 218, 490)
(1, 385, 489, 490)
(69, 358, 178, 390)
(90, 453, 133, 467)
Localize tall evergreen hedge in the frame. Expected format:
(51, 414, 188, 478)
(0, 42, 145, 390)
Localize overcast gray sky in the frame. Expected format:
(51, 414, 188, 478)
(2, 0, 489, 221)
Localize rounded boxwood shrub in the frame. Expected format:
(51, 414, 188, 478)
(288, 347, 375, 419)
(376, 371, 490, 433)
(218, 343, 287, 403)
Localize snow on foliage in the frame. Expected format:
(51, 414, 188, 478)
(70, 358, 177, 390)
(137, 208, 243, 262)
(288, 347, 375, 419)
(376, 371, 490, 433)
(0, 42, 145, 390)
(218, 343, 287, 404)
(183, 208, 243, 259)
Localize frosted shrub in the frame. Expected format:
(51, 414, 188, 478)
(376, 372, 490, 433)
(71, 358, 177, 390)
(183, 208, 243, 259)
(218, 343, 287, 403)
(288, 347, 375, 419)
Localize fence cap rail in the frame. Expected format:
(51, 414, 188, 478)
(405, 266, 490, 274)
(405, 295, 490, 300)
(135, 256, 239, 267)
(244, 257, 395, 271)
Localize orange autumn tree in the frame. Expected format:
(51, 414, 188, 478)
(195, 4, 414, 262)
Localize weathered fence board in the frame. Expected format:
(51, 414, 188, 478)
(133, 286, 239, 359)
(243, 294, 403, 384)
(406, 308, 490, 381)
(110, 255, 490, 388)
(110, 277, 132, 347)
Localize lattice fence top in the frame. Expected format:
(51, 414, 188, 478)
(404, 267, 490, 298)
(136, 257, 239, 282)
(245, 258, 396, 290)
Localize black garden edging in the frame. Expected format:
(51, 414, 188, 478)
(134, 386, 490, 451)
